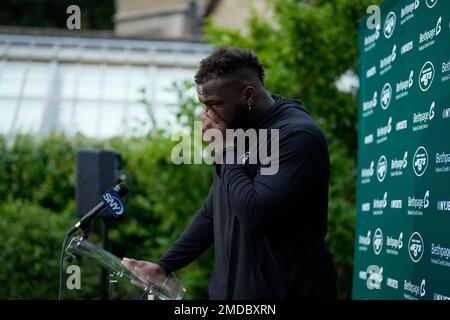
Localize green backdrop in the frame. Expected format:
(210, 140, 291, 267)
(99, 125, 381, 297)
(353, 0, 450, 299)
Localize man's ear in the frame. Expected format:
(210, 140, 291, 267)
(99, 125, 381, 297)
(242, 85, 256, 105)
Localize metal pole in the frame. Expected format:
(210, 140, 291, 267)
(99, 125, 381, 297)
(101, 219, 110, 300)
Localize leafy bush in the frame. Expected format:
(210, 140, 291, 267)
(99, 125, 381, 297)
(0, 199, 101, 299)
(0, 131, 213, 299)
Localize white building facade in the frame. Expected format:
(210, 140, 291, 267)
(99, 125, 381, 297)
(0, 29, 212, 138)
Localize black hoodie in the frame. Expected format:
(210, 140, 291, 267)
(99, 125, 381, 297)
(157, 95, 337, 299)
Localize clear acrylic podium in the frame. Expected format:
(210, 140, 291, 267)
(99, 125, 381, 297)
(65, 235, 186, 300)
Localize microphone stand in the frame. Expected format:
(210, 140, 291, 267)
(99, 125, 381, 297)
(80, 225, 90, 241)
(59, 182, 128, 300)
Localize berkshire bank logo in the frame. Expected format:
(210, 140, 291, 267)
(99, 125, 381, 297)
(373, 228, 383, 255)
(419, 61, 435, 92)
(380, 83, 392, 110)
(409, 232, 424, 262)
(413, 146, 429, 176)
(426, 0, 438, 9)
(384, 11, 396, 39)
(377, 155, 388, 182)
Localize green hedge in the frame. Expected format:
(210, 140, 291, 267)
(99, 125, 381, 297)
(0, 133, 213, 299)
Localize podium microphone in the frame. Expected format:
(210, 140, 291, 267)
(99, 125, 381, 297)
(59, 182, 129, 300)
(68, 182, 129, 236)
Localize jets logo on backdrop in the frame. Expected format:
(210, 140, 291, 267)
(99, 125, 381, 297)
(419, 61, 435, 91)
(373, 228, 383, 255)
(413, 146, 429, 176)
(384, 11, 396, 39)
(426, 0, 438, 9)
(381, 83, 392, 110)
(377, 155, 388, 182)
(408, 232, 424, 262)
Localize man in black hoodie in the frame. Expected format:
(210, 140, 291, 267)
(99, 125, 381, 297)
(122, 45, 337, 300)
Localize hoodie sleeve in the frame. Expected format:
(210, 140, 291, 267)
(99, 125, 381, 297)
(218, 130, 328, 235)
(157, 186, 214, 274)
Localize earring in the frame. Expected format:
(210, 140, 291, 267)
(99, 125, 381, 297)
(247, 101, 252, 111)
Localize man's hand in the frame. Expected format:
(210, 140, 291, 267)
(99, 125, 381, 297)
(200, 109, 229, 151)
(121, 258, 167, 291)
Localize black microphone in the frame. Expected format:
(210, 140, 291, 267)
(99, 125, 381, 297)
(68, 182, 129, 236)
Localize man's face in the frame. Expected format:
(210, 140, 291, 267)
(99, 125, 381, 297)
(197, 78, 247, 129)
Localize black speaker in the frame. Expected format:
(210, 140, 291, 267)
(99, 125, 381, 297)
(76, 149, 124, 219)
